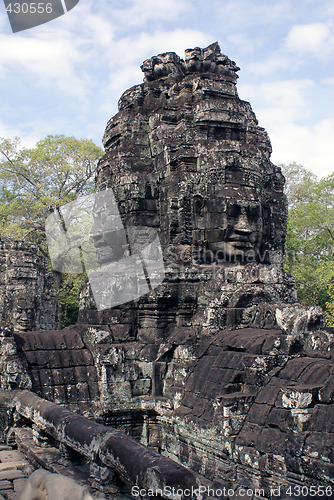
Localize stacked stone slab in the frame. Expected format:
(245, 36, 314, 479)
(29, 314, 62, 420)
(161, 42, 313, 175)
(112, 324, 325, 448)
(12, 325, 99, 411)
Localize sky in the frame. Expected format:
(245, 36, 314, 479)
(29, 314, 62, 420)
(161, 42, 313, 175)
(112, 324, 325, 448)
(0, 0, 334, 178)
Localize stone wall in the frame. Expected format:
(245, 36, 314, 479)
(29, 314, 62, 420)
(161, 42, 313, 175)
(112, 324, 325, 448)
(0, 240, 59, 332)
(12, 325, 99, 413)
(76, 43, 334, 495)
(2, 44, 333, 498)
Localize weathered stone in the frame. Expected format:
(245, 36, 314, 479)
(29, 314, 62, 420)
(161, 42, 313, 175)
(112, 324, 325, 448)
(3, 326, 101, 411)
(0, 324, 32, 391)
(0, 240, 59, 392)
(78, 41, 302, 338)
(0, 462, 28, 471)
(0, 479, 12, 489)
(13, 390, 199, 497)
(74, 42, 332, 495)
(0, 43, 333, 498)
(0, 450, 26, 463)
(0, 240, 59, 332)
(13, 478, 26, 493)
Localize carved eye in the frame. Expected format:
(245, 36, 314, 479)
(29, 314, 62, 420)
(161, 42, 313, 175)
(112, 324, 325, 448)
(227, 204, 240, 218)
(247, 206, 261, 220)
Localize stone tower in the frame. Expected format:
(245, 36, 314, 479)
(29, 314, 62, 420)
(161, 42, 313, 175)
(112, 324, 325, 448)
(0, 240, 59, 332)
(73, 44, 333, 492)
(79, 42, 297, 337)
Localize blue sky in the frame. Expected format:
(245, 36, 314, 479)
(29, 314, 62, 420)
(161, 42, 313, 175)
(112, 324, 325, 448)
(0, 0, 333, 177)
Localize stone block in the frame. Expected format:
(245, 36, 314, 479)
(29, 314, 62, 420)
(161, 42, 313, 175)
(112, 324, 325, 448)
(0, 450, 26, 462)
(131, 379, 151, 396)
(319, 375, 334, 403)
(13, 477, 26, 493)
(0, 479, 12, 489)
(0, 462, 28, 472)
(246, 403, 271, 426)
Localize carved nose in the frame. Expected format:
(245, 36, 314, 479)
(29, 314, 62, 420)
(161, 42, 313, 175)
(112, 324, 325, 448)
(234, 213, 252, 233)
(19, 310, 29, 321)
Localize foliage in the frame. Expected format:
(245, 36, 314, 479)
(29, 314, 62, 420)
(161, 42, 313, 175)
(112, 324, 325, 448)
(280, 162, 334, 326)
(0, 134, 103, 251)
(58, 273, 87, 328)
(0, 134, 103, 326)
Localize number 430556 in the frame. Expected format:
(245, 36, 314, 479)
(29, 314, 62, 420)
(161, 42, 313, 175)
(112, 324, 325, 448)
(6, 3, 53, 14)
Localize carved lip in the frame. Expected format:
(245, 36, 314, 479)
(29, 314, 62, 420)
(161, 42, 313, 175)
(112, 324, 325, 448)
(229, 238, 254, 246)
(15, 322, 32, 331)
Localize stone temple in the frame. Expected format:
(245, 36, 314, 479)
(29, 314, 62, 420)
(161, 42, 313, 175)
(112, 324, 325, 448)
(0, 43, 333, 499)
(0, 240, 59, 332)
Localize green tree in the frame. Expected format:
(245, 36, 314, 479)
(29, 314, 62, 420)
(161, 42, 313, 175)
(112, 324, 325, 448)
(0, 134, 104, 327)
(280, 163, 334, 326)
(58, 273, 87, 328)
(0, 134, 103, 250)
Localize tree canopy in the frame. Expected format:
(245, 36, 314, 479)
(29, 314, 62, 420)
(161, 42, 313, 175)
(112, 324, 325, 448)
(0, 134, 103, 250)
(280, 162, 334, 326)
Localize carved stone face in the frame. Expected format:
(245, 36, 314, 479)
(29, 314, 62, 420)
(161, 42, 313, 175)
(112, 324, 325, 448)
(184, 48, 203, 72)
(208, 200, 263, 258)
(193, 186, 263, 262)
(11, 297, 36, 332)
(89, 190, 128, 266)
(90, 218, 127, 266)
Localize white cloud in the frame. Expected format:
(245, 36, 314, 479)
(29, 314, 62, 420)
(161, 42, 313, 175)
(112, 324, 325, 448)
(214, 0, 292, 30)
(113, 0, 191, 28)
(0, 11, 7, 29)
(270, 119, 334, 177)
(246, 54, 291, 77)
(323, 0, 334, 16)
(284, 22, 334, 57)
(239, 79, 315, 123)
(238, 78, 334, 177)
(226, 33, 265, 56)
(0, 1, 118, 99)
(0, 120, 40, 147)
(0, 31, 89, 98)
(52, 1, 115, 49)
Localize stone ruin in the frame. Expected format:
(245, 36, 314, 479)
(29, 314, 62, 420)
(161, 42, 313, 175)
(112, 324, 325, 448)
(0, 240, 59, 332)
(0, 43, 333, 499)
(81, 41, 297, 338)
(0, 240, 59, 391)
